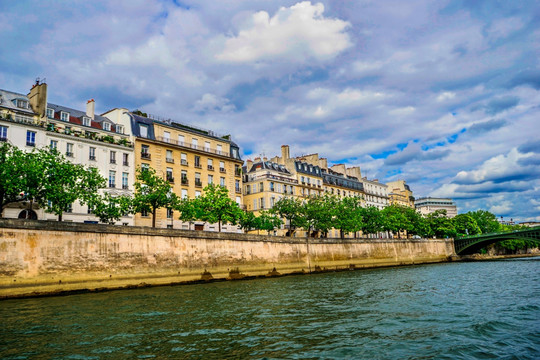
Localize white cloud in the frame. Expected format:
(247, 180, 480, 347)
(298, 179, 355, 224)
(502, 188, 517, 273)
(193, 93, 236, 113)
(216, 1, 351, 63)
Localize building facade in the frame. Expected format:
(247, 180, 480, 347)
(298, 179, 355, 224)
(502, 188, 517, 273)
(415, 197, 457, 218)
(361, 177, 389, 210)
(103, 109, 243, 230)
(1, 82, 134, 224)
(386, 180, 415, 208)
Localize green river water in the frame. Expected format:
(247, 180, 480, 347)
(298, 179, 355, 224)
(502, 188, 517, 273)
(1, 258, 539, 359)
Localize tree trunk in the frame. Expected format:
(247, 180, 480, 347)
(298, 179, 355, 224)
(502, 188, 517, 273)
(152, 208, 156, 228)
(58, 213, 63, 222)
(218, 220, 222, 232)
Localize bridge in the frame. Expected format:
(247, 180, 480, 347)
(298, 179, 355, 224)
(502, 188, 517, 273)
(454, 226, 540, 255)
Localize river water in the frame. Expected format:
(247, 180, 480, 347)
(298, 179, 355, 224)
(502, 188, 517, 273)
(1, 258, 539, 359)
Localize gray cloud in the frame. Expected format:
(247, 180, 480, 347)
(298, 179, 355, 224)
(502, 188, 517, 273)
(484, 96, 519, 115)
(518, 140, 540, 154)
(467, 119, 507, 135)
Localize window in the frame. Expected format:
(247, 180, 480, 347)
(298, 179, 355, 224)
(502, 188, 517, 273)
(167, 208, 173, 219)
(235, 164, 241, 176)
(260, 198, 265, 209)
(163, 131, 170, 143)
(178, 134, 185, 144)
(219, 161, 225, 172)
(166, 150, 174, 163)
(181, 170, 188, 185)
(109, 171, 116, 188)
(46, 108, 54, 118)
(16, 99, 28, 109)
(220, 177, 225, 186)
(192, 138, 198, 147)
(235, 179, 241, 193)
(204, 141, 210, 151)
(64, 143, 73, 157)
(122, 172, 129, 189)
(207, 158, 213, 170)
(116, 125, 124, 134)
(259, 183, 264, 192)
(181, 153, 187, 165)
(194, 155, 201, 168)
(235, 196, 241, 205)
(110, 151, 116, 164)
(103, 122, 111, 131)
(253, 199, 257, 211)
(217, 144, 222, 154)
(123, 153, 129, 166)
(141, 209, 149, 217)
(61, 111, 69, 121)
(246, 185, 251, 194)
(50, 140, 57, 150)
(65, 203, 73, 213)
(141, 163, 149, 171)
(0, 126, 8, 141)
(181, 189, 188, 199)
(140, 124, 148, 138)
(82, 117, 91, 126)
(195, 172, 201, 187)
(208, 175, 213, 184)
(195, 191, 201, 198)
(270, 182, 275, 191)
(141, 145, 150, 159)
(166, 168, 174, 182)
(89, 147, 96, 161)
(26, 131, 36, 147)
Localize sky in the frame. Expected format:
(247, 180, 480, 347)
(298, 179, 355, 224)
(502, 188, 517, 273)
(1, 0, 539, 222)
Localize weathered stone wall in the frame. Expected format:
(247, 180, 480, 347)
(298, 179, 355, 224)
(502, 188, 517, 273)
(0, 219, 455, 299)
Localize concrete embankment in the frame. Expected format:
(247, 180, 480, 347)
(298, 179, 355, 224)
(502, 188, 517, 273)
(0, 219, 455, 299)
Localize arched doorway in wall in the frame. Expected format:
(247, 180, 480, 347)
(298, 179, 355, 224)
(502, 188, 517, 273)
(18, 209, 37, 220)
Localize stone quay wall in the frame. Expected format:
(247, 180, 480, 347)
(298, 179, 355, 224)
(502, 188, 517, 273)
(0, 219, 455, 299)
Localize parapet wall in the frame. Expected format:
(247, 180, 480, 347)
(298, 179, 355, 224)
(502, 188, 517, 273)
(0, 219, 455, 299)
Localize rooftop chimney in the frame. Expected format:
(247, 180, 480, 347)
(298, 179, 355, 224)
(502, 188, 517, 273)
(281, 145, 290, 161)
(86, 99, 95, 119)
(27, 79, 47, 118)
(246, 159, 253, 170)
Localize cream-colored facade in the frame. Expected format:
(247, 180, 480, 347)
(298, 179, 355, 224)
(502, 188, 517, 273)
(386, 180, 415, 208)
(0, 82, 134, 224)
(362, 178, 389, 210)
(415, 197, 457, 217)
(105, 110, 244, 230)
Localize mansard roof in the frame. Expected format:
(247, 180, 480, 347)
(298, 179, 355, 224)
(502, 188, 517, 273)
(0, 89, 36, 115)
(47, 103, 117, 132)
(247, 160, 291, 174)
(295, 160, 322, 177)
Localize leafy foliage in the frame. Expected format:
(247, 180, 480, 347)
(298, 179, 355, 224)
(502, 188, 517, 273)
(196, 184, 241, 232)
(133, 167, 178, 227)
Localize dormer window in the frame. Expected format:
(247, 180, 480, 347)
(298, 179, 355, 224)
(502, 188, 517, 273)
(46, 108, 54, 118)
(16, 99, 28, 109)
(116, 125, 124, 134)
(103, 122, 111, 131)
(60, 111, 69, 121)
(82, 117, 91, 127)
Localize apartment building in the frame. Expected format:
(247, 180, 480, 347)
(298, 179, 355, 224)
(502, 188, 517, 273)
(0, 81, 134, 224)
(386, 180, 415, 208)
(361, 177, 389, 210)
(415, 197, 457, 217)
(103, 110, 243, 230)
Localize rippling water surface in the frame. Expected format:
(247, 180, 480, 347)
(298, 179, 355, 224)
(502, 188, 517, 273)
(1, 258, 539, 359)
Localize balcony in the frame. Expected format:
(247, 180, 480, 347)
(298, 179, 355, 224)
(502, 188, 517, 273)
(235, 168, 242, 177)
(66, 152, 74, 157)
(181, 159, 188, 166)
(207, 165, 214, 171)
(167, 176, 175, 183)
(166, 158, 175, 164)
(26, 141, 35, 147)
(220, 167, 226, 173)
(141, 152, 151, 160)
(123, 161, 129, 166)
(181, 178, 189, 185)
(110, 159, 116, 164)
(122, 184, 129, 190)
(195, 179, 202, 187)
(194, 163, 202, 169)
(0, 137, 7, 142)
(89, 155, 96, 161)
(109, 183, 116, 188)
(156, 136, 230, 157)
(235, 187, 241, 193)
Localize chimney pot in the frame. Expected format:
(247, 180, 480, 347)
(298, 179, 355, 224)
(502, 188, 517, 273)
(86, 99, 95, 120)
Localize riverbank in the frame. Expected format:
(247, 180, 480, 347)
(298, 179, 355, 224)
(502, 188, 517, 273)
(0, 219, 455, 299)
(456, 253, 540, 261)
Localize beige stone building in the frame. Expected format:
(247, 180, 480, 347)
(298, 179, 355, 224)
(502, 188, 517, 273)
(386, 180, 415, 208)
(415, 197, 457, 218)
(103, 110, 243, 230)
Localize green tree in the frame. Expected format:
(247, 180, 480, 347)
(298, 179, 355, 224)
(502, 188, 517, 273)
(425, 209, 456, 238)
(302, 194, 335, 237)
(257, 210, 283, 234)
(197, 184, 241, 232)
(133, 167, 178, 227)
(89, 193, 132, 225)
(404, 207, 429, 238)
(175, 197, 201, 230)
(271, 197, 306, 236)
(0, 143, 27, 217)
(333, 196, 363, 239)
(360, 206, 384, 237)
(468, 210, 501, 234)
(381, 204, 410, 239)
(453, 213, 481, 237)
(238, 210, 259, 233)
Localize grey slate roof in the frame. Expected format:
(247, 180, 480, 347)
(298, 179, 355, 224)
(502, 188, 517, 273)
(0, 89, 36, 115)
(247, 161, 291, 174)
